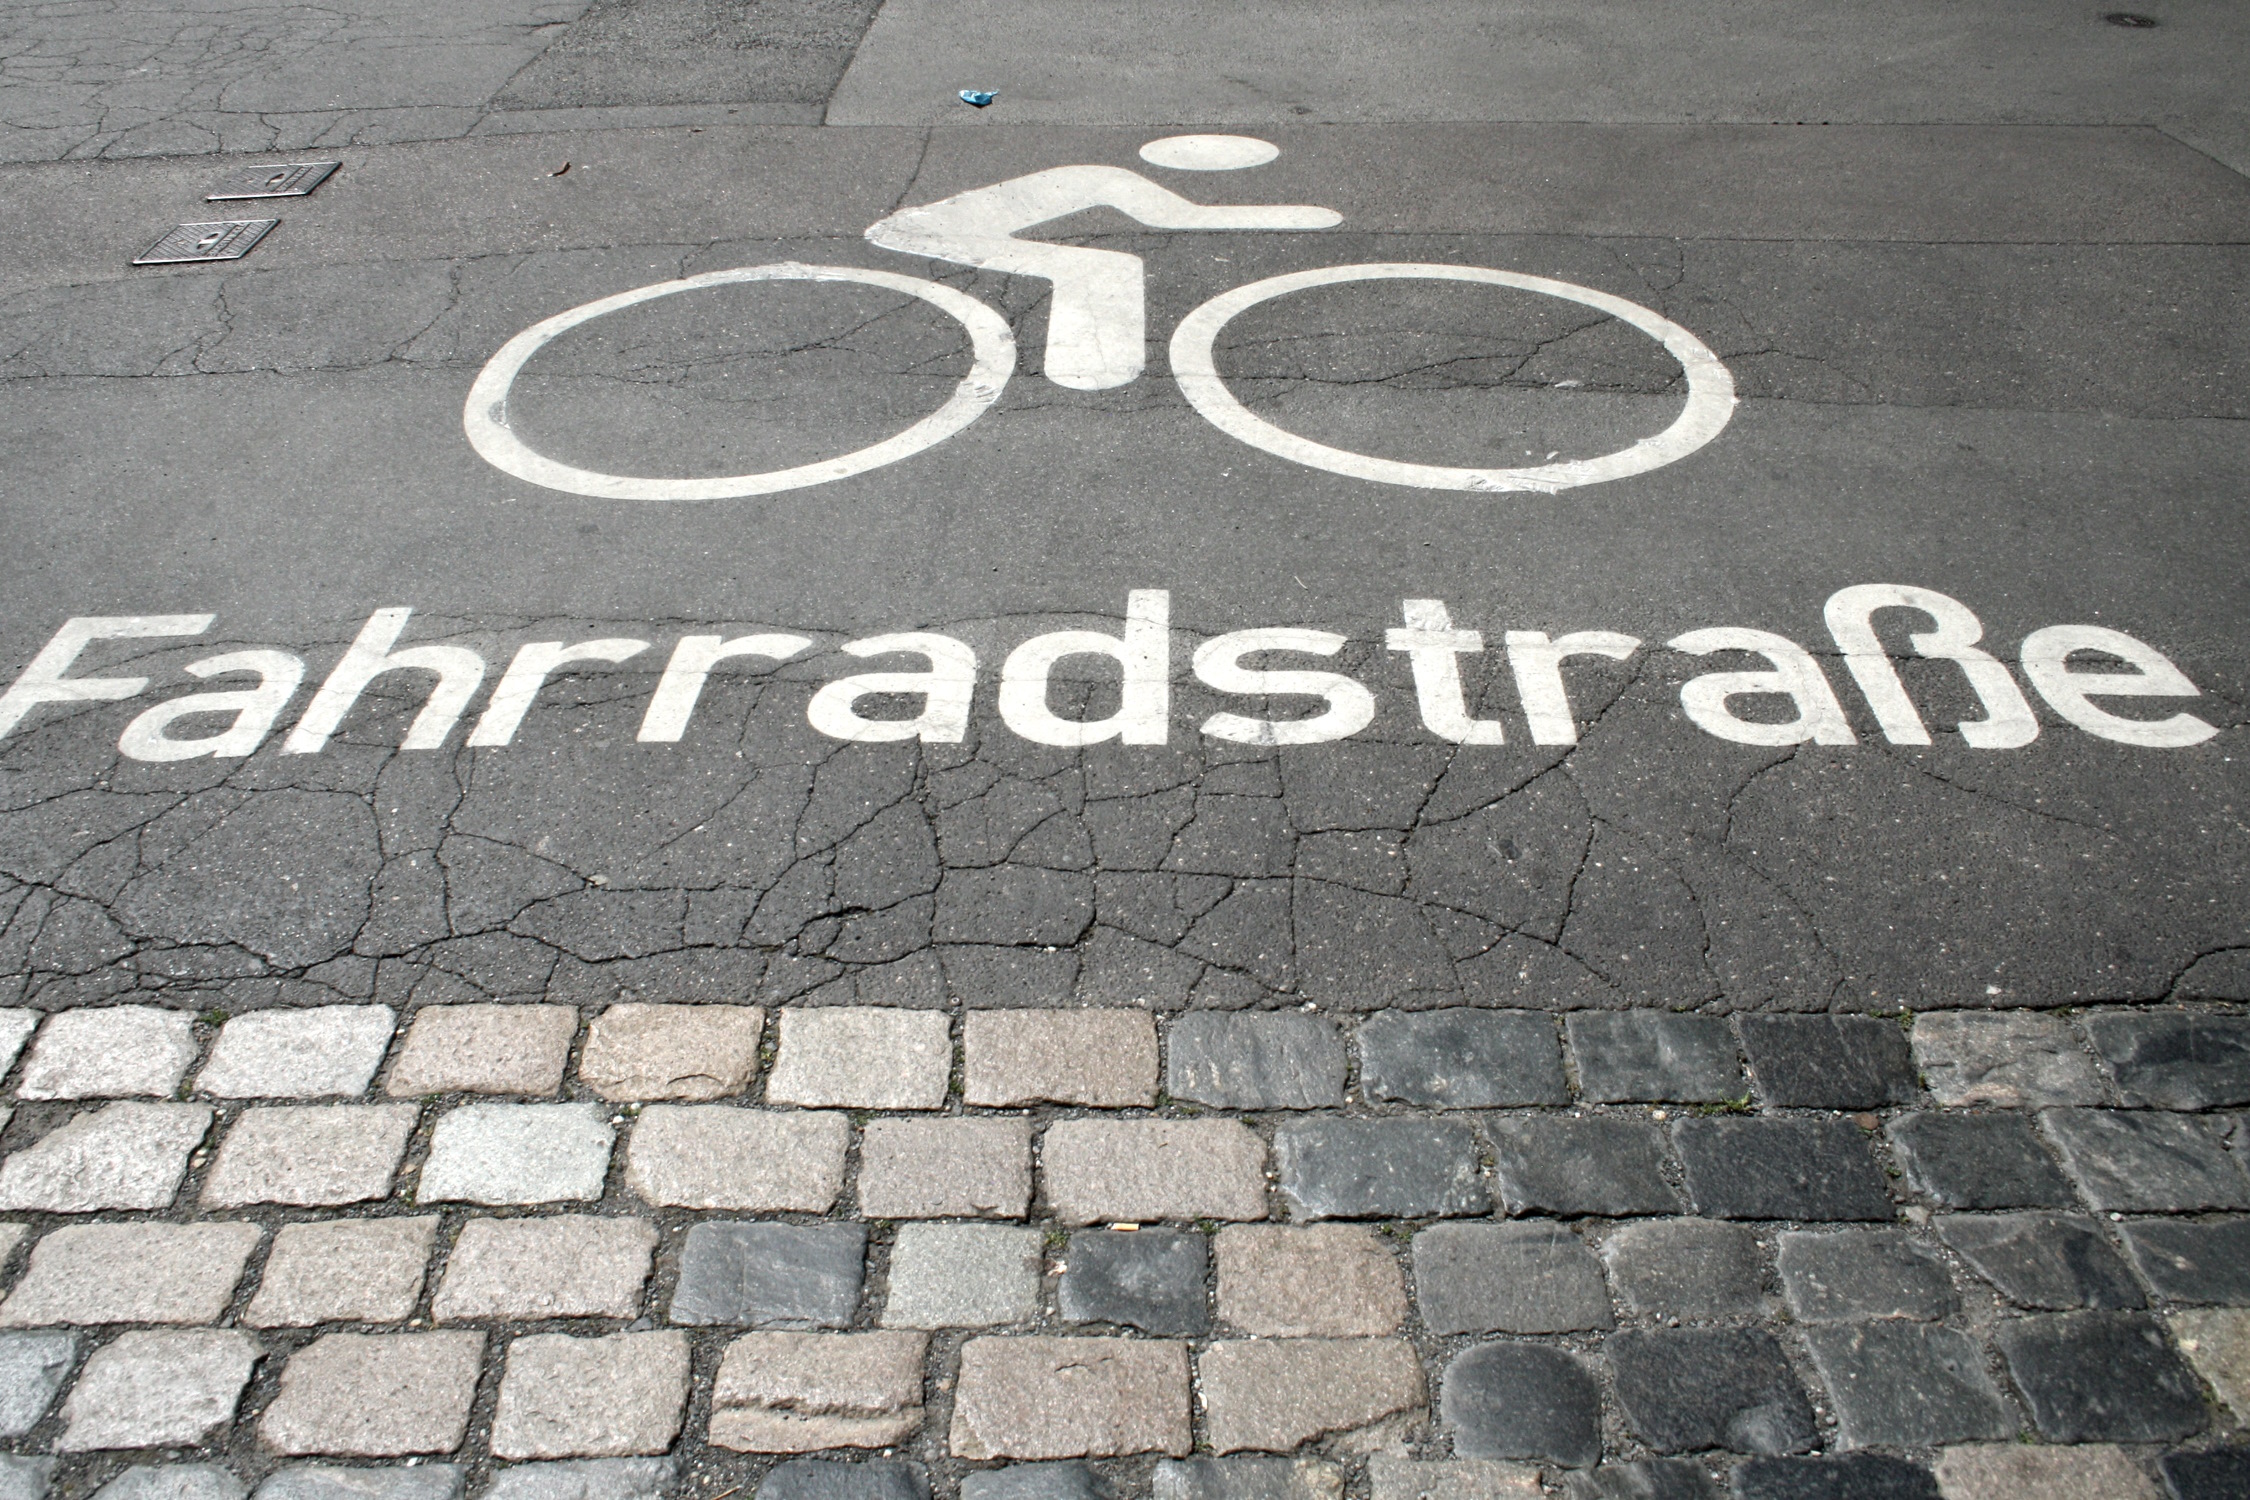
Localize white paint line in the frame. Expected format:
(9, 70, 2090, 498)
(1138, 135, 1281, 171)
(462, 263, 1015, 502)
(1168, 262, 1737, 493)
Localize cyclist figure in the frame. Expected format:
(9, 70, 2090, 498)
(867, 156, 1342, 391)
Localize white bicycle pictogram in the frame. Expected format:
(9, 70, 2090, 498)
(463, 133, 1737, 500)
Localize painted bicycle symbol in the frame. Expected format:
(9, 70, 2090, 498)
(463, 134, 1736, 500)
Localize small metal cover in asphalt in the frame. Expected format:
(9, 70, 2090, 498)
(134, 220, 279, 266)
(205, 161, 339, 200)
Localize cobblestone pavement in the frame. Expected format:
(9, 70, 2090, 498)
(0, 998, 2240, 1499)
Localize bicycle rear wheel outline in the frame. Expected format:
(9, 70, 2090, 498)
(463, 262, 1016, 502)
(1169, 262, 1737, 493)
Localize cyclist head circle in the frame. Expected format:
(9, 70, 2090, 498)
(1138, 135, 1279, 171)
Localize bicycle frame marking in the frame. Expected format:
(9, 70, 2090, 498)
(1170, 263, 1738, 495)
(462, 263, 1015, 503)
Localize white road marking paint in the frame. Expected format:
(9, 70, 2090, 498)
(463, 264, 1015, 503)
(1824, 584, 2037, 749)
(118, 650, 303, 761)
(284, 607, 485, 754)
(1170, 262, 1737, 493)
(1667, 627, 1857, 746)
(999, 590, 1170, 746)
(867, 166, 1339, 390)
(1196, 627, 1376, 745)
(469, 638, 650, 747)
(806, 633, 978, 743)
(1388, 599, 1508, 744)
(639, 634, 813, 742)
(2021, 626, 2218, 748)
(1504, 629, 1641, 746)
(0, 615, 212, 740)
(1138, 135, 1281, 171)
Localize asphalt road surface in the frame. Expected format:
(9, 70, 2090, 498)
(0, 0, 2246, 1496)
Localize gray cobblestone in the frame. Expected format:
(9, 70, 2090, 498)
(0, 1458, 50, 1500)
(1357, 1009, 1566, 1108)
(245, 1218, 439, 1327)
(0, 1102, 212, 1212)
(2158, 1450, 2250, 1500)
(960, 1464, 1105, 1500)
(1414, 1222, 1612, 1335)
(671, 1221, 866, 1328)
(0, 1222, 262, 1325)
(759, 1460, 927, 1500)
(1153, 1459, 1339, 1500)
(1199, 1338, 1424, 1454)
(17, 1007, 198, 1100)
(708, 1330, 926, 1452)
(578, 1004, 765, 1103)
(624, 1106, 847, 1211)
(2170, 1309, 2250, 1421)
(483, 1459, 677, 1500)
(765, 1008, 950, 1110)
(1673, 1117, 1894, 1222)
(251, 1467, 465, 1500)
(433, 1216, 657, 1320)
(1487, 1116, 1678, 1217)
(56, 1329, 259, 1451)
(195, 1006, 396, 1099)
(1274, 1118, 1486, 1220)
(201, 1104, 418, 1207)
(386, 1003, 578, 1097)
(2040, 1107, 2250, 1212)
(1566, 1013, 1743, 1104)
(1366, 1456, 1540, 1500)
(1557, 1461, 1717, 1499)
(2118, 1217, 2250, 1304)
(949, 1336, 1191, 1460)
(93, 1466, 246, 1500)
(1738, 1016, 1915, 1109)
(1606, 1328, 1815, 1456)
(1776, 1229, 1957, 1322)
(1729, 1456, 1936, 1499)
(1883, 1113, 2074, 1209)
(1042, 1119, 1268, 1225)
(258, 1331, 484, 1455)
(1600, 1219, 1765, 1321)
(1439, 1341, 1601, 1467)
(417, 1103, 614, 1205)
(963, 1011, 1158, 1108)
(0, 1333, 73, 1436)
(491, 1331, 691, 1458)
(1215, 1225, 1405, 1337)
(1165, 1013, 1344, 1109)
(1801, 1323, 2011, 1447)
(2084, 1009, 2250, 1110)
(882, 1223, 1041, 1328)
(1910, 1012, 2104, 1108)
(1994, 1311, 2207, 1443)
(1935, 1213, 2144, 1310)
(1058, 1229, 1209, 1337)
(857, 1117, 1030, 1219)
(1930, 1445, 2162, 1500)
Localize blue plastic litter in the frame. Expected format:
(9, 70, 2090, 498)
(958, 89, 997, 107)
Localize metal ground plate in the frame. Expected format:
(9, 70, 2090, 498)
(205, 161, 339, 200)
(133, 219, 279, 265)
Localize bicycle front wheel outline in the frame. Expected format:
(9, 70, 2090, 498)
(463, 262, 1016, 502)
(1168, 262, 1737, 494)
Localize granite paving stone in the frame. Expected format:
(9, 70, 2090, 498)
(245, 1218, 438, 1327)
(1776, 1230, 1957, 1322)
(1414, 1222, 1613, 1334)
(1673, 1118, 1894, 1221)
(577, 1004, 765, 1102)
(707, 1330, 927, 1452)
(765, 1008, 950, 1110)
(2159, 1450, 2250, 1500)
(1058, 1228, 1209, 1336)
(962, 1010, 1158, 1107)
(1198, 1338, 1424, 1454)
(2083, 1009, 2250, 1110)
(1152, 1459, 1341, 1500)
(1367, 1456, 1542, 1500)
(0, 1102, 212, 1212)
(251, 1467, 466, 1500)
(1934, 1213, 2144, 1310)
(1439, 1341, 1602, 1467)
(1273, 1118, 1486, 1219)
(883, 1223, 1042, 1328)
(1215, 1224, 1405, 1337)
(1043, 1119, 1268, 1224)
(0, 1459, 50, 1500)
(670, 1221, 866, 1328)
(2039, 1109, 2250, 1212)
(201, 1104, 418, 1206)
(2119, 1218, 2250, 1304)
(1738, 1017, 1916, 1109)
(950, 1336, 1190, 1460)
(1726, 1455, 1938, 1500)
(416, 1103, 614, 1204)
(93, 1466, 247, 1500)
(195, 1007, 396, 1098)
(1601, 1219, 1766, 1320)
(17, 1008, 198, 1099)
(1800, 1323, 2011, 1447)
(0, 1333, 73, 1436)
(385, 1004, 578, 1097)
(624, 1106, 848, 1210)
(1883, 1113, 2073, 1210)
(961, 1463, 1107, 1500)
(1909, 1012, 2105, 1109)
(491, 1331, 691, 1459)
(1165, 1012, 1344, 1109)
(1487, 1115, 1679, 1216)
(1567, 1013, 1744, 1104)
(0, 1012, 31, 1079)
(483, 1459, 677, 1500)
(258, 1331, 484, 1455)
(433, 1216, 657, 1320)
(1930, 1443, 2162, 1500)
(57, 1329, 259, 1450)
(2170, 1308, 2250, 1419)
(0, 1222, 262, 1325)
(1993, 1311, 2206, 1442)
(857, 1117, 1031, 1218)
(1608, 1328, 1816, 1455)
(758, 1460, 927, 1500)
(1355, 1009, 1566, 1108)
(1558, 1461, 1719, 1499)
